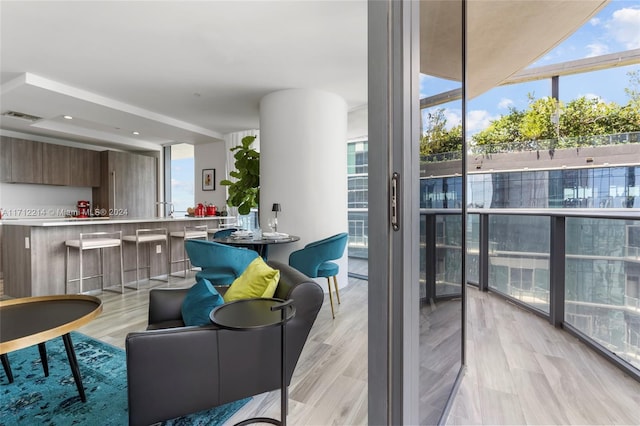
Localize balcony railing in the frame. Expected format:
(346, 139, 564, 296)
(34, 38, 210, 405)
(421, 208, 640, 378)
(420, 131, 639, 163)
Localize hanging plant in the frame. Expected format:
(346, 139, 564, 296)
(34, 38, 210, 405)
(220, 135, 259, 215)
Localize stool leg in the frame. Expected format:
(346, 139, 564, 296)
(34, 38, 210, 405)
(164, 239, 170, 281)
(119, 243, 125, 293)
(65, 246, 70, 294)
(79, 247, 84, 294)
(183, 239, 188, 278)
(135, 240, 141, 288)
(99, 247, 104, 292)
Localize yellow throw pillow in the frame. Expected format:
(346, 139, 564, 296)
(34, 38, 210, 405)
(223, 257, 280, 302)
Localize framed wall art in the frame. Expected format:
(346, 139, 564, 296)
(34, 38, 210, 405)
(202, 168, 215, 191)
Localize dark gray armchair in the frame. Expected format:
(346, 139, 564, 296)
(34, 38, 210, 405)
(125, 260, 324, 426)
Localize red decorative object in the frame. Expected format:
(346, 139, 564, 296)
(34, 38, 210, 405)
(195, 203, 206, 218)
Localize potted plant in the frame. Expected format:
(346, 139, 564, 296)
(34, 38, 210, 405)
(220, 135, 259, 215)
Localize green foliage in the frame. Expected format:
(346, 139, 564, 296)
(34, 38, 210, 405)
(625, 70, 640, 106)
(473, 107, 524, 146)
(219, 135, 259, 215)
(472, 71, 640, 150)
(420, 108, 463, 156)
(520, 95, 557, 140)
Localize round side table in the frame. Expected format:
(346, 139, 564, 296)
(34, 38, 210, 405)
(210, 298, 296, 426)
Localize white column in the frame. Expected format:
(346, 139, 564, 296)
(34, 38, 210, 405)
(259, 89, 349, 289)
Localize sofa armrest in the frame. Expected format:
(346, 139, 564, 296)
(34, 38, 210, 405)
(148, 287, 191, 325)
(126, 326, 221, 426)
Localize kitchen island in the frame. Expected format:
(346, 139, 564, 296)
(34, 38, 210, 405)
(1, 216, 234, 297)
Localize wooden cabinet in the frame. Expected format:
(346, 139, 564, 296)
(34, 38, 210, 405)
(0, 137, 43, 183)
(0, 137, 11, 182)
(92, 150, 157, 217)
(42, 143, 70, 185)
(69, 146, 101, 187)
(1, 137, 101, 187)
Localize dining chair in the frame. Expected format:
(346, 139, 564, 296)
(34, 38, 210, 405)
(206, 227, 239, 240)
(184, 239, 259, 285)
(288, 232, 348, 319)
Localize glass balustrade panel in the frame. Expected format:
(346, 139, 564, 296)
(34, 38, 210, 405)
(488, 214, 551, 313)
(565, 217, 640, 370)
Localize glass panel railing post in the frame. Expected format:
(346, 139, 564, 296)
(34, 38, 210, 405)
(549, 215, 566, 328)
(479, 213, 489, 292)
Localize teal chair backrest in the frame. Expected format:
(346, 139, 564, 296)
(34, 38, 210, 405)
(212, 227, 238, 239)
(185, 239, 258, 279)
(288, 232, 348, 278)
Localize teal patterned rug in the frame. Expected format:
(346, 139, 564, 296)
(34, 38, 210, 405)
(0, 332, 250, 426)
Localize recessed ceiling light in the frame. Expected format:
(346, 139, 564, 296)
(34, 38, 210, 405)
(63, 115, 73, 120)
(132, 131, 140, 135)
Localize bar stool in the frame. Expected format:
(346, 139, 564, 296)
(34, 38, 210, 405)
(169, 225, 208, 277)
(122, 228, 169, 289)
(65, 231, 124, 294)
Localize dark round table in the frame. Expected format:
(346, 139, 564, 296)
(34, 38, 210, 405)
(210, 298, 296, 426)
(0, 295, 103, 402)
(212, 234, 300, 259)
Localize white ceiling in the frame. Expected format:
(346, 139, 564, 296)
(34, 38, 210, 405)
(0, 1, 368, 151)
(0, 1, 607, 152)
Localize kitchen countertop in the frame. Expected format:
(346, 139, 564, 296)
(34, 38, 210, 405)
(0, 216, 234, 227)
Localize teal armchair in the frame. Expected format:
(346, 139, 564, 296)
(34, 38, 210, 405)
(184, 239, 258, 285)
(288, 232, 348, 319)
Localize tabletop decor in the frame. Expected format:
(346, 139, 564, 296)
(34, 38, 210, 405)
(0, 332, 251, 425)
(271, 203, 281, 232)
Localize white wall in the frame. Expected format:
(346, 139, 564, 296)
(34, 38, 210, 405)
(193, 141, 229, 212)
(0, 183, 92, 218)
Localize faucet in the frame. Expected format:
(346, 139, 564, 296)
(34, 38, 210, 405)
(156, 201, 175, 218)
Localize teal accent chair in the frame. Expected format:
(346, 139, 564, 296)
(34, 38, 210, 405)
(184, 239, 258, 285)
(288, 232, 348, 319)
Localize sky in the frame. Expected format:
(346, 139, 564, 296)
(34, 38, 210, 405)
(420, 0, 640, 136)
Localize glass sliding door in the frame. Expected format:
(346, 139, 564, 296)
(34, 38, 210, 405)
(418, 0, 465, 423)
(368, 0, 466, 423)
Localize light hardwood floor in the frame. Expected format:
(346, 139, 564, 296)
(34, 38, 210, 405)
(447, 287, 640, 425)
(4, 271, 640, 425)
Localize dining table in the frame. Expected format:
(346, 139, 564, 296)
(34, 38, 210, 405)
(212, 233, 300, 259)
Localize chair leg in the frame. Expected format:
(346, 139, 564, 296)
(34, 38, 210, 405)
(333, 275, 341, 305)
(326, 277, 335, 319)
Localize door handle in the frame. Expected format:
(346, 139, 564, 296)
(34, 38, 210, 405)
(391, 172, 400, 231)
